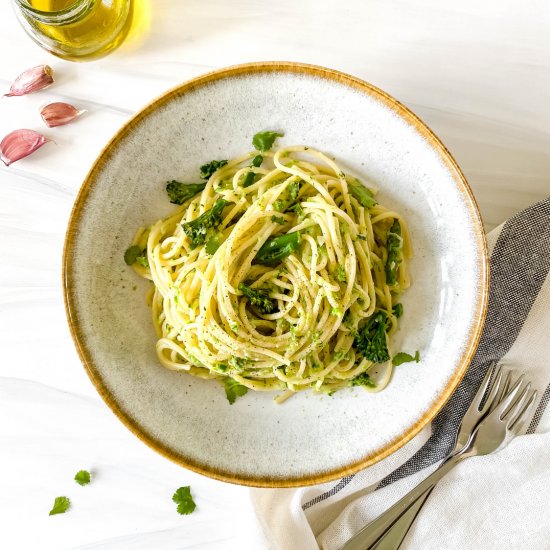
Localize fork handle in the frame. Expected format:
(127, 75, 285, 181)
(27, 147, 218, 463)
(370, 487, 434, 550)
(339, 454, 465, 550)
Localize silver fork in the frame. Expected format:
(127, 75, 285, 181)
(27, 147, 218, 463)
(340, 368, 537, 550)
(368, 364, 510, 550)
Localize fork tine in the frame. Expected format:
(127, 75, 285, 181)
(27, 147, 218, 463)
(489, 369, 512, 413)
(479, 365, 504, 414)
(492, 373, 525, 418)
(470, 363, 499, 412)
(508, 390, 538, 431)
(502, 382, 531, 421)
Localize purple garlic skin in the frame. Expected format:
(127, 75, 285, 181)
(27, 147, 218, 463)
(0, 129, 49, 166)
(4, 65, 54, 97)
(41, 102, 83, 128)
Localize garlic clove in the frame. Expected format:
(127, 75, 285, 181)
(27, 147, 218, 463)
(4, 65, 54, 97)
(40, 102, 84, 127)
(0, 129, 49, 166)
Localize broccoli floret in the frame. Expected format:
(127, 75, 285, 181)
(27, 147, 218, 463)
(182, 199, 229, 248)
(124, 245, 141, 265)
(385, 219, 403, 286)
(350, 372, 376, 388)
(353, 311, 390, 363)
(166, 181, 206, 205)
(392, 303, 403, 318)
(254, 231, 301, 267)
(238, 283, 277, 314)
(124, 245, 148, 267)
(199, 159, 228, 180)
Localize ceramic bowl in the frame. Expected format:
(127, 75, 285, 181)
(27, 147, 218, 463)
(63, 62, 488, 487)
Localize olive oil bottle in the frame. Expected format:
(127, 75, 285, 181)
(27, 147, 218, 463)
(14, 0, 148, 61)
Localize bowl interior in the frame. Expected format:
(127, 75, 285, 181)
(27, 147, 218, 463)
(64, 64, 487, 487)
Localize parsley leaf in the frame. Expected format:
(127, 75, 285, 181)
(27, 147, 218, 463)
(224, 377, 248, 404)
(49, 496, 70, 516)
(271, 215, 286, 225)
(252, 131, 284, 152)
(348, 182, 377, 208)
(172, 486, 196, 515)
(392, 350, 420, 366)
(74, 470, 91, 486)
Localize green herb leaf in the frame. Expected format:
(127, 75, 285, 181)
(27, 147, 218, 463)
(350, 372, 376, 388)
(172, 486, 196, 515)
(348, 182, 377, 208)
(49, 496, 70, 516)
(385, 219, 403, 286)
(74, 470, 91, 486)
(224, 377, 248, 404)
(199, 160, 228, 180)
(166, 181, 206, 205)
(238, 282, 277, 313)
(252, 131, 284, 152)
(254, 231, 301, 267)
(392, 350, 420, 366)
(124, 245, 142, 266)
(271, 215, 286, 225)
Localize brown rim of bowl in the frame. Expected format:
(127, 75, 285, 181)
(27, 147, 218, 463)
(63, 61, 489, 488)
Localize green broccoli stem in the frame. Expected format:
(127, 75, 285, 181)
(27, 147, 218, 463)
(254, 231, 301, 267)
(385, 219, 402, 286)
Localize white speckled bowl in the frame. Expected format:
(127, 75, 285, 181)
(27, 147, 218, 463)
(63, 63, 488, 487)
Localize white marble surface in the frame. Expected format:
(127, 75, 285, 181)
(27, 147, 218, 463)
(1, 1, 549, 548)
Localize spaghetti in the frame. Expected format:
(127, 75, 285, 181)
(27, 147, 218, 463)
(128, 141, 411, 400)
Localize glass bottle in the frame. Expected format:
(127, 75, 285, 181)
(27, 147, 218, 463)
(12, 0, 133, 61)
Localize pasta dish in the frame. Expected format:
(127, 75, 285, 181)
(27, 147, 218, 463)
(125, 132, 413, 403)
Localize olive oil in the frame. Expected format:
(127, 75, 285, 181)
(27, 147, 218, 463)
(17, 0, 149, 61)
